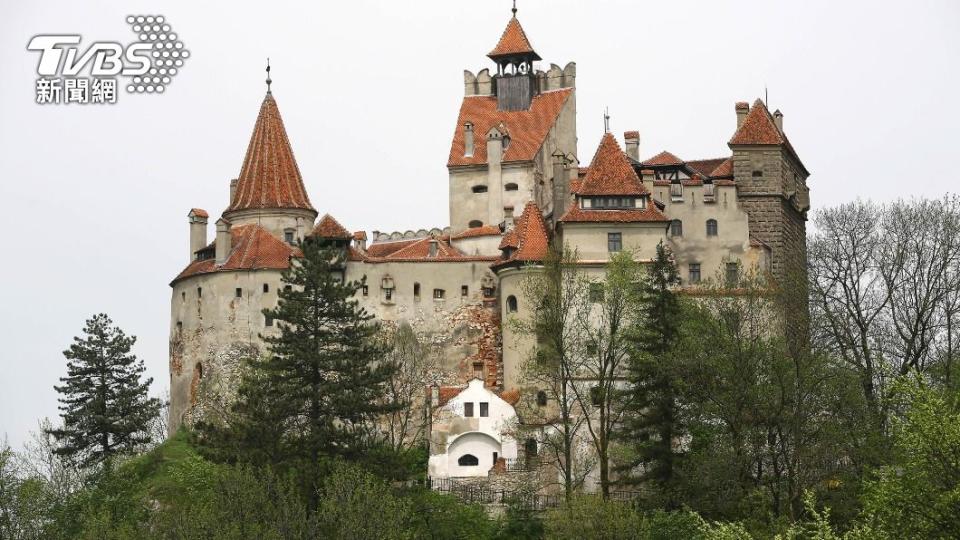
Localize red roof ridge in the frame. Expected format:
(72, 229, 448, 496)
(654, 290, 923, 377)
(577, 133, 647, 196)
(642, 150, 684, 166)
(172, 223, 296, 284)
(453, 225, 502, 239)
(227, 94, 316, 214)
(488, 16, 540, 60)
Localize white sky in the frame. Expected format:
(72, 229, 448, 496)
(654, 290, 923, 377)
(1, 0, 958, 447)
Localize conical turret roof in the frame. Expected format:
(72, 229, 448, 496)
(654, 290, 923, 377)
(227, 93, 315, 214)
(488, 15, 541, 61)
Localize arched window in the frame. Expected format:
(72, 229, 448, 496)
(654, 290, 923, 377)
(706, 219, 718, 236)
(458, 454, 479, 466)
(468, 220, 483, 228)
(505, 183, 519, 191)
(670, 220, 683, 237)
(507, 295, 518, 313)
(472, 185, 488, 194)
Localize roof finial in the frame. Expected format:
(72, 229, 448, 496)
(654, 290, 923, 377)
(512, 0, 517, 16)
(603, 106, 611, 134)
(265, 58, 272, 94)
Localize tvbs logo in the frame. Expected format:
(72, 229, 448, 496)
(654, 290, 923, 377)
(27, 15, 189, 105)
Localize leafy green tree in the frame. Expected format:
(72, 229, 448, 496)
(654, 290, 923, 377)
(48, 314, 160, 470)
(316, 461, 413, 540)
(858, 378, 960, 538)
(618, 242, 683, 498)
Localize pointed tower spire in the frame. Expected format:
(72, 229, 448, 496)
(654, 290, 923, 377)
(225, 90, 316, 214)
(488, 10, 540, 62)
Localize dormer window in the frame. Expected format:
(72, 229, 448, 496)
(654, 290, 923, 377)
(703, 182, 716, 201)
(589, 197, 636, 209)
(670, 182, 683, 200)
(502, 135, 511, 150)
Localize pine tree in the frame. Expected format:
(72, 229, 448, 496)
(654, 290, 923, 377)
(619, 242, 683, 497)
(228, 238, 401, 501)
(48, 314, 160, 470)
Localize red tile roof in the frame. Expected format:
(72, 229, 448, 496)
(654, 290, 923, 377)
(488, 16, 540, 60)
(437, 386, 465, 407)
(709, 158, 734, 178)
(559, 197, 670, 224)
(642, 150, 684, 166)
(494, 201, 550, 268)
(729, 99, 784, 146)
(499, 388, 521, 406)
(363, 236, 497, 263)
(448, 88, 573, 167)
(172, 224, 297, 284)
(188, 208, 209, 219)
(687, 158, 729, 177)
(577, 133, 648, 196)
(452, 225, 502, 239)
(729, 99, 808, 174)
(311, 214, 351, 239)
(365, 238, 420, 258)
(352, 231, 367, 241)
(227, 94, 315, 214)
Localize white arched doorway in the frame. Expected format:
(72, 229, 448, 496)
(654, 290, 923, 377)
(447, 432, 501, 477)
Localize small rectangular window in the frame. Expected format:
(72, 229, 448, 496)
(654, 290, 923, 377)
(263, 284, 269, 293)
(235, 287, 242, 298)
(480, 402, 489, 417)
(461, 285, 469, 297)
(362, 285, 369, 296)
(385, 289, 393, 301)
(689, 263, 701, 284)
(197, 287, 202, 298)
(752, 170, 763, 177)
(607, 232, 622, 253)
(284, 285, 292, 292)
(181, 291, 186, 302)
(473, 362, 484, 380)
(265, 314, 274, 327)
(670, 182, 683, 199)
(284, 230, 295, 244)
(464, 402, 474, 417)
(434, 288, 445, 300)
(176, 321, 182, 332)
(414, 283, 421, 300)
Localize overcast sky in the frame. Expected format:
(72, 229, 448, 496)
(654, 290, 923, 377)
(1, 0, 958, 448)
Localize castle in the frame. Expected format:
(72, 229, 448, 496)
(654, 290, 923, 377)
(168, 8, 810, 482)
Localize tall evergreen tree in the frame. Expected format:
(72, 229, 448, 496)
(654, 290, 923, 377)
(226, 238, 401, 502)
(619, 242, 683, 497)
(49, 314, 160, 470)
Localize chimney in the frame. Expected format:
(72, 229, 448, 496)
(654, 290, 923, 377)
(428, 238, 439, 258)
(464, 123, 474, 157)
(487, 127, 505, 226)
(229, 178, 238, 205)
(296, 217, 305, 242)
(215, 218, 231, 265)
(504, 206, 515, 229)
(624, 131, 640, 161)
(773, 109, 783, 132)
(187, 208, 208, 261)
(735, 102, 750, 128)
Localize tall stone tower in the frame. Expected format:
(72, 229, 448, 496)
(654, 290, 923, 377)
(729, 99, 810, 281)
(168, 85, 317, 432)
(448, 8, 577, 238)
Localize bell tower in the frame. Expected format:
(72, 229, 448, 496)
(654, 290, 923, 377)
(488, 5, 542, 111)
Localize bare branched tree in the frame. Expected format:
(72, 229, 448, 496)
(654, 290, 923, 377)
(380, 323, 434, 452)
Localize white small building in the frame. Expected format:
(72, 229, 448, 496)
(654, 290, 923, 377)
(428, 379, 519, 478)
